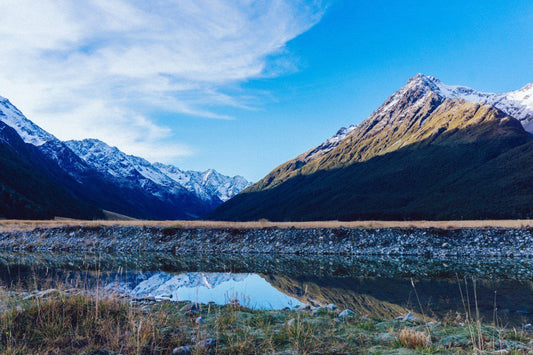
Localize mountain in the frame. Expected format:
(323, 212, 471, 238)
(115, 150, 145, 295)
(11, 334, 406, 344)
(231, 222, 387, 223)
(154, 163, 251, 202)
(65, 139, 251, 205)
(0, 120, 102, 219)
(209, 74, 533, 221)
(0, 95, 250, 220)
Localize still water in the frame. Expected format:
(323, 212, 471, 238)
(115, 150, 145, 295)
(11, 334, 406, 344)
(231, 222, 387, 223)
(0, 252, 531, 326)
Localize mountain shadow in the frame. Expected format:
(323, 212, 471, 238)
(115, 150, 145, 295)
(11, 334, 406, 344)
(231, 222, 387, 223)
(0, 121, 102, 219)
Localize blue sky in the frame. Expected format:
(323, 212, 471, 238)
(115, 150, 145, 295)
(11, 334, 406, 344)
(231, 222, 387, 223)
(0, 0, 531, 181)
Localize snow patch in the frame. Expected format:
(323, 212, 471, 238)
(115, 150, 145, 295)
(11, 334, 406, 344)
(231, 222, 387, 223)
(0, 95, 56, 146)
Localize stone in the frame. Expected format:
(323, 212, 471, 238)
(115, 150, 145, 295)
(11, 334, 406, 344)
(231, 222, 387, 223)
(325, 303, 338, 311)
(286, 318, 297, 327)
(297, 304, 311, 311)
(195, 316, 204, 324)
(338, 309, 355, 318)
(402, 312, 423, 322)
(172, 345, 192, 355)
(180, 302, 199, 312)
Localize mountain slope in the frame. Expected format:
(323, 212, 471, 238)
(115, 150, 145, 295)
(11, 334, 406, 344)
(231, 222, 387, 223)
(0, 121, 102, 219)
(209, 75, 533, 221)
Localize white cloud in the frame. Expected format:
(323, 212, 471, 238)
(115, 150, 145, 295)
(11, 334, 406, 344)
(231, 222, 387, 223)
(0, 0, 324, 162)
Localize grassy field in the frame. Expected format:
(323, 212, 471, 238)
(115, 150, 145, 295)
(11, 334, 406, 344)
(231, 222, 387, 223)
(1, 218, 533, 231)
(1, 287, 531, 354)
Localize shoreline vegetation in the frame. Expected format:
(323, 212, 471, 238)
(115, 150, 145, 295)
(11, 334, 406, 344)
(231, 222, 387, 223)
(4, 219, 533, 231)
(1, 285, 532, 354)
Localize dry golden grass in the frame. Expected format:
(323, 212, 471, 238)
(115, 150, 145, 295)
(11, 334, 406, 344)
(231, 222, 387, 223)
(397, 328, 431, 349)
(0, 218, 533, 232)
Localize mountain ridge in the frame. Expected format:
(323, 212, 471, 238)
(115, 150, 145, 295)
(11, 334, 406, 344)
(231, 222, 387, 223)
(209, 75, 533, 221)
(242, 75, 532, 192)
(65, 138, 252, 205)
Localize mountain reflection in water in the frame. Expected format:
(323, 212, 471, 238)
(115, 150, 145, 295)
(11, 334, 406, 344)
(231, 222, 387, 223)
(108, 272, 303, 309)
(0, 252, 531, 326)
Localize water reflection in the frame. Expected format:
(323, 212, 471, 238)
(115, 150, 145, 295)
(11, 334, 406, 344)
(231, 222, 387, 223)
(109, 272, 303, 309)
(0, 252, 531, 326)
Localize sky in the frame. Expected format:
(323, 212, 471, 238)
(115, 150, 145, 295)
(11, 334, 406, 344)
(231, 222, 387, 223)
(0, 0, 531, 181)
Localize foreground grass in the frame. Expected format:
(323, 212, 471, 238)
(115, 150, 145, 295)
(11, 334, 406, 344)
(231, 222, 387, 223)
(3, 218, 533, 232)
(0, 289, 531, 354)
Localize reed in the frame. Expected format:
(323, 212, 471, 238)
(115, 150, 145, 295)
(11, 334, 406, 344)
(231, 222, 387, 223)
(0, 274, 531, 353)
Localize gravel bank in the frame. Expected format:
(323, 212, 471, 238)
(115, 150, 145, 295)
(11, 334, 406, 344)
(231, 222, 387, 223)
(0, 226, 532, 257)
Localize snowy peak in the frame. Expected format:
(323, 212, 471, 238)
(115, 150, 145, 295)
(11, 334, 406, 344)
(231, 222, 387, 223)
(155, 162, 252, 202)
(199, 168, 252, 202)
(67, 139, 252, 203)
(0, 95, 56, 146)
(403, 74, 533, 129)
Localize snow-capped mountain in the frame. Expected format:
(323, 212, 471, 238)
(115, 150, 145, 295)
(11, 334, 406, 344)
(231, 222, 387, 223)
(210, 73, 533, 221)
(66, 139, 252, 203)
(305, 74, 533, 162)
(155, 163, 251, 202)
(0, 95, 250, 219)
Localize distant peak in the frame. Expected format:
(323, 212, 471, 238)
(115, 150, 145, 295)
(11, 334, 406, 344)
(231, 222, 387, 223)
(406, 73, 441, 88)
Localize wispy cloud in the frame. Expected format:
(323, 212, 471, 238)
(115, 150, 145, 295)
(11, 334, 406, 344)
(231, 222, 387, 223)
(0, 0, 324, 162)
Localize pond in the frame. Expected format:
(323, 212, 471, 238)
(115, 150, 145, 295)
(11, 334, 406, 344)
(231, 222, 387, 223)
(0, 252, 531, 326)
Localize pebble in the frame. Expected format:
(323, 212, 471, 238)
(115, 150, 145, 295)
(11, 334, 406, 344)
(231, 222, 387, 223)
(180, 302, 199, 312)
(1, 225, 532, 258)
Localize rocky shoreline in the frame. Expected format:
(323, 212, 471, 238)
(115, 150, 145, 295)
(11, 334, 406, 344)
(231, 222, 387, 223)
(0, 225, 532, 257)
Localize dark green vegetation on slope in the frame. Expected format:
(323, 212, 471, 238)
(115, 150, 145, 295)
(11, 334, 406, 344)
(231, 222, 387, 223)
(0, 122, 101, 219)
(209, 86, 533, 221)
